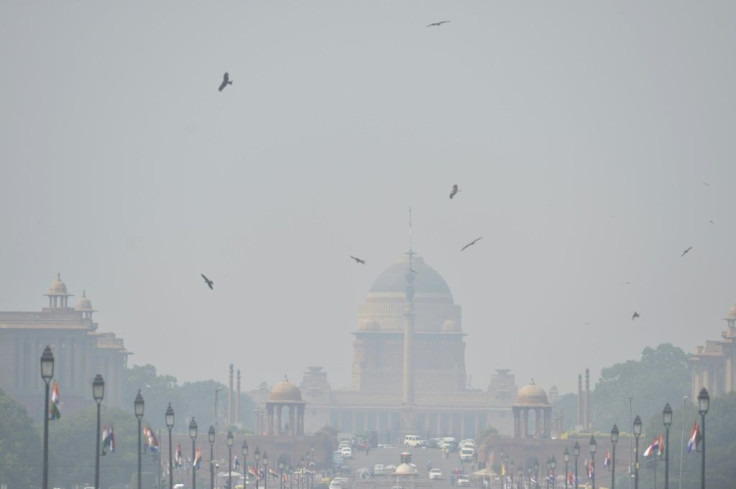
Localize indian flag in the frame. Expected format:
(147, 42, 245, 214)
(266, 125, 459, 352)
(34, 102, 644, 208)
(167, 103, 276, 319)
(49, 381, 61, 420)
(102, 425, 115, 455)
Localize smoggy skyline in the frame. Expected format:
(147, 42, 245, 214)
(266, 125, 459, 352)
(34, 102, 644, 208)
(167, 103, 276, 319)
(2, 2, 736, 395)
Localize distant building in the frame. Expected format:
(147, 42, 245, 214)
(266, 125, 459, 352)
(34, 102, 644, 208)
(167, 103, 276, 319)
(0, 275, 130, 419)
(250, 252, 523, 441)
(690, 301, 736, 399)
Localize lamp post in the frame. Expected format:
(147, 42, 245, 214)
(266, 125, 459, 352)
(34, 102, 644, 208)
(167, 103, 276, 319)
(135, 391, 145, 489)
(166, 404, 175, 489)
(93, 374, 105, 489)
(279, 459, 285, 489)
(41, 346, 54, 489)
(663, 404, 672, 489)
(563, 448, 570, 489)
(510, 460, 515, 489)
(546, 458, 551, 489)
(227, 431, 234, 489)
(633, 415, 642, 489)
(589, 436, 597, 489)
(263, 452, 269, 489)
(255, 447, 261, 489)
(534, 461, 539, 489)
(697, 388, 709, 489)
(573, 442, 580, 489)
(551, 456, 556, 489)
(242, 441, 249, 489)
(190, 417, 198, 489)
(611, 424, 619, 489)
(209, 427, 216, 489)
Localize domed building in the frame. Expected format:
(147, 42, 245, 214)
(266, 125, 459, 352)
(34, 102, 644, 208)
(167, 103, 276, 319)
(690, 300, 736, 399)
(272, 252, 521, 440)
(0, 275, 130, 417)
(512, 381, 552, 438)
(266, 377, 305, 436)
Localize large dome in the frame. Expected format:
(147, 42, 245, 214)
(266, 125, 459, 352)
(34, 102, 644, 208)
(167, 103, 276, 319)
(270, 378, 302, 402)
(368, 254, 452, 302)
(515, 381, 549, 406)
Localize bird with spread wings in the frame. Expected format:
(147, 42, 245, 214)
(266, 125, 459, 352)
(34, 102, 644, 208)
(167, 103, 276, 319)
(200, 274, 214, 290)
(218, 72, 233, 92)
(350, 256, 366, 265)
(427, 20, 451, 27)
(449, 184, 460, 199)
(461, 237, 483, 251)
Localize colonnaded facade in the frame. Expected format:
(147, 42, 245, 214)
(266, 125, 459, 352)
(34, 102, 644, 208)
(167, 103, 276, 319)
(690, 301, 736, 399)
(0, 275, 130, 419)
(249, 252, 556, 441)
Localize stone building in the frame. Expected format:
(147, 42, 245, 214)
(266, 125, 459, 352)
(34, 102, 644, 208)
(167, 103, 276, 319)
(690, 301, 736, 399)
(250, 252, 523, 441)
(0, 274, 130, 419)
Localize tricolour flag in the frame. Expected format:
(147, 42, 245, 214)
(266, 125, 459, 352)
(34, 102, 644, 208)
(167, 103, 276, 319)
(49, 381, 61, 420)
(587, 461, 595, 480)
(193, 448, 202, 469)
(102, 425, 115, 455)
(567, 472, 574, 485)
(175, 444, 183, 468)
(688, 422, 700, 453)
(643, 436, 660, 457)
(658, 433, 664, 457)
(144, 425, 159, 453)
(603, 451, 611, 468)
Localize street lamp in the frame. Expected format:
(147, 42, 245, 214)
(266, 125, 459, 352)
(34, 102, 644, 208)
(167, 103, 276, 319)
(546, 458, 552, 489)
(534, 461, 539, 489)
(573, 442, 580, 489)
(93, 374, 105, 489)
(698, 388, 710, 489)
(663, 404, 672, 489)
(263, 451, 269, 489)
(209, 426, 216, 489)
(255, 446, 261, 489)
(190, 417, 198, 489)
(242, 441, 249, 489)
(551, 456, 556, 489)
(633, 415, 642, 489)
(135, 390, 145, 489)
(563, 448, 570, 489)
(166, 404, 175, 489)
(610, 424, 619, 489)
(41, 346, 54, 489)
(279, 459, 286, 489)
(227, 431, 234, 489)
(589, 435, 597, 489)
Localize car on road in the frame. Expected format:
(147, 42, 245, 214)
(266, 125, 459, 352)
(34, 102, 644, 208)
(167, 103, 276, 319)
(428, 468, 443, 480)
(456, 475, 471, 487)
(341, 446, 353, 459)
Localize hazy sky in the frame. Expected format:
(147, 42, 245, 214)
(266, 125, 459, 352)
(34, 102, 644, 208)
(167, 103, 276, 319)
(2, 2, 736, 396)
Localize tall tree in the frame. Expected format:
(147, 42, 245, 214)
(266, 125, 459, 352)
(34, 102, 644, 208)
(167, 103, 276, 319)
(0, 388, 42, 489)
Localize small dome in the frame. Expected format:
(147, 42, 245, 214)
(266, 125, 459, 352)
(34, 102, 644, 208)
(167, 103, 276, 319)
(395, 463, 418, 475)
(48, 273, 69, 296)
(726, 303, 736, 320)
(515, 381, 549, 406)
(75, 290, 94, 311)
(270, 377, 302, 402)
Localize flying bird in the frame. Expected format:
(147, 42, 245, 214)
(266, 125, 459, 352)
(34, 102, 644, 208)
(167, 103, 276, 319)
(200, 274, 214, 290)
(632, 312, 640, 320)
(427, 20, 451, 27)
(461, 237, 483, 251)
(218, 72, 233, 92)
(681, 246, 693, 257)
(350, 256, 366, 265)
(449, 184, 460, 199)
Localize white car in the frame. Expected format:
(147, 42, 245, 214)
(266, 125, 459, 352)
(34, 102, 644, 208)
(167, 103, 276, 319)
(341, 446, 353, 459)
(429, 468, 443, 480)
(456, 475, 471, 487)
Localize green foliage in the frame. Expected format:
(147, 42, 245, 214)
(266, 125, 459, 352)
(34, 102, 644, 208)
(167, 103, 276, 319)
(0, 387, 42, 489)
(592, 343, 691, 432)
